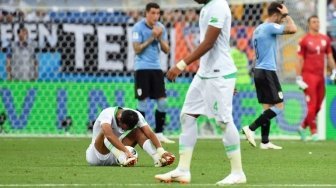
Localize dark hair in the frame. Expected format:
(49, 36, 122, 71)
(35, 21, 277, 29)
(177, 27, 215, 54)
(146, 2, 160, 12)
(307, 15, 318, 23)
(17, 24, 27, 34)
(267, 2, 283, 16)
(120, 110, 139, 130)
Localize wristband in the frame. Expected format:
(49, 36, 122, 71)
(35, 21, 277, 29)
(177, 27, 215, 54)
(157, 147, 166, 156)
(176, 60, 187, 71)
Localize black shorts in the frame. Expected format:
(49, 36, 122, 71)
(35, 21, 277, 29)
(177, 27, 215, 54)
(134, 70, 166, 100)
(254, 69, 284, 104)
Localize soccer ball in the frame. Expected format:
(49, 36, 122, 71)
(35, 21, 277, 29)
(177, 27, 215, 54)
(126, 146, 138, 159)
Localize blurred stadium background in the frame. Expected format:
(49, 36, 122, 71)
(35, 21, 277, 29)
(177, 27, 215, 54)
(0, 0, 335, 141)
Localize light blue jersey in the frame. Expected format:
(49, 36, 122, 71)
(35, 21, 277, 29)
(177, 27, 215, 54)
(132, 19, 168, 70)
(253, 22, 284, 71)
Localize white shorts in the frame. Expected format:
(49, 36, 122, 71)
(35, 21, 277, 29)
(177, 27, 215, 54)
(85, 144, 118, 166)
(182, 75, 235, 123)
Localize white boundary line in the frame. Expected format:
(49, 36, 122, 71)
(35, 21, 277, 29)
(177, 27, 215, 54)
(0, 184, 335, 187)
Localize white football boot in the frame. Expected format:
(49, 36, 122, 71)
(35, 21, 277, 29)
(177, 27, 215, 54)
(216, 172, 246, 186)
(242, 126, 256, 147)
(260, 142, 282, 150)
(156, 133, 175, 144)
(155, 169, 191, 184)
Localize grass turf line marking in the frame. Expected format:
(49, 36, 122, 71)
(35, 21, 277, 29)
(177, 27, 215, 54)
(1, 184, 336, 187)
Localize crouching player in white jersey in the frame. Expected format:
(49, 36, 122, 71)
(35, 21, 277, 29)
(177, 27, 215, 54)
(85, 106, 175, 167)
(155, 0, 246, 185)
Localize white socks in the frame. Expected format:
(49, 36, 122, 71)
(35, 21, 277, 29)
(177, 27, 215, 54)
(226, 150, 243, 174)
(177, 114, 197, 171)
(177, 148, 193, 171)
(103, 138, 128, 164)
(221, 121, 243, 174)
(142, 139, 160, 162)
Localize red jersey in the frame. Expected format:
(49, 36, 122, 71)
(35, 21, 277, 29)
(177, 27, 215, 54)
(298, 33, 332, 76)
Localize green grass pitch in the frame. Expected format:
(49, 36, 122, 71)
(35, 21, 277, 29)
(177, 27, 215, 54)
(0, 137, 335, 187)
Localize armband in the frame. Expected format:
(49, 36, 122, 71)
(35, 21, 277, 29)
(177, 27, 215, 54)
(176, 60, 187, 71)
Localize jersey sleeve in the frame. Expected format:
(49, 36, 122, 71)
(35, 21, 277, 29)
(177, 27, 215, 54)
(207, 5, 227, 28)
(266, 23, 285, 35)
(132, 24, 143, 43)
(297, 37, 306, 57)
(99, 109, 113, 126)
(135, 110, 148, 128)
(325, 36, 332, 55)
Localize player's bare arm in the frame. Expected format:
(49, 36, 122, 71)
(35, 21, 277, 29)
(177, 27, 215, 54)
(278, 5, 297, 34)
(100, 123, 134, 158)
(295, 54, 308, 90)
(295, 40, 308, 89)
(153, 26, 169, 53)
(141, 125, 162, 148)
(296, 55, 304, 76)
(158, 38, 169, 54)
(282, 15, 297, 34)
(167, 25, 221, 81)
(133, 36, 155, 54)
(327, 53, 336, 70)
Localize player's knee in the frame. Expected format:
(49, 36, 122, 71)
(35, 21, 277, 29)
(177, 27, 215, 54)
(180, 113, 186, 125)
(131, 128, 146, 142)
(156, 98, 167, 112)
(270, 106, 283, 116)
(216, 121, 228, 131)
(180, 113, 198, 129)
(263, 106, 283, 120)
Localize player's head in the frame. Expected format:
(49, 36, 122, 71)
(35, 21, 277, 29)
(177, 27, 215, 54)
(120, 110, 139, 130)
(17, 25, 28, 41)
(145, 2, 160, 26)
(332, 0, 336, 6)
(307, 15, 319, 33)
(194, 0, 209, 4)
(267, 2, 284, 23)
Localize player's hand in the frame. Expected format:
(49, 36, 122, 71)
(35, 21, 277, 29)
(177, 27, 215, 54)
(167, 66, 182, 82)
(296, 76, 308, 90)
(125, 150, 135, 158)
(122, 157, 137, 167)
(159, 151, 175, 167)
(122, 151, 137, 167)
(277, 4, 288, 15)
(152, 26, 163, 39)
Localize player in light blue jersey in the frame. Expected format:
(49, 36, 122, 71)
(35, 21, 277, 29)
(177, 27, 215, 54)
(242, 2, 297, 149)
(131, 2, 174, 144)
